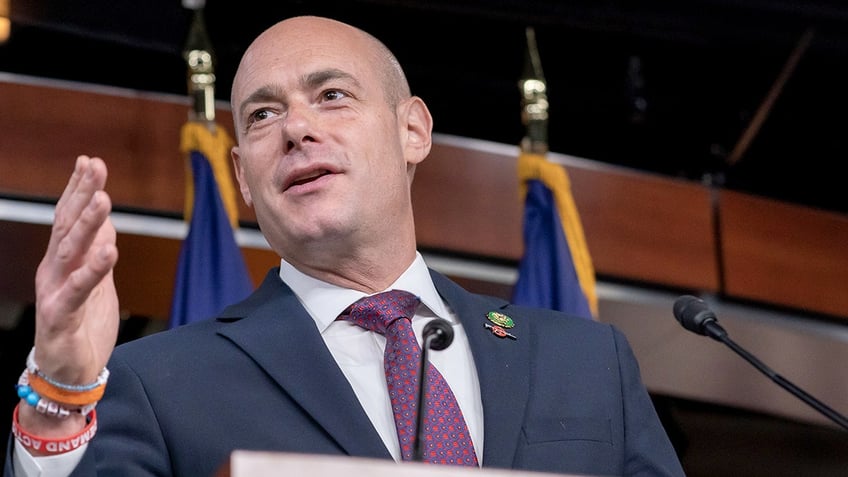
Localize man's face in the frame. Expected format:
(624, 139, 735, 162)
(230, 19, 420, 262)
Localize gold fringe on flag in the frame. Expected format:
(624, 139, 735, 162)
(180, 122, 239, 229)
(518, 151, 598, 318)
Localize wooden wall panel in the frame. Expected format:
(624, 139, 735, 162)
(414, 142, 720, 292)
(412, 142, 523, 259)
(0, 79, 254, 221)
(720, 191, 848, 318)
(569, 166, 718, 291)
(3, 77, 848, 319)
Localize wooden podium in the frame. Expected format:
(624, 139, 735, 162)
(215, 451, 589, 477)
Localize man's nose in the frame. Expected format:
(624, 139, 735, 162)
(281, 103, 317, 153)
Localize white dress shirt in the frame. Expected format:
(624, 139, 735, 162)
(279, 252, 484, 461)
(14, 252, 483, 476)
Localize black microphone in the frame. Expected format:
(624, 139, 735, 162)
(423, 318, 454, 351)
(412, 318, 455, 461)
(673, 295, 848, 431)
(673, 294, 727, 340)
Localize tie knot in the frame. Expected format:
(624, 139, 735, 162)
(340, 289, 420, 335)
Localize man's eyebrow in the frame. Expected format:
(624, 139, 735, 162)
(238, 85, 283, 120)
(303, 68, 361, 91)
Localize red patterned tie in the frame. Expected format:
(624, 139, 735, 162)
(339, 290, 478, 465)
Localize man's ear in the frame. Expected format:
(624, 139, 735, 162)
(400, 96, 433, 166)
(231, 146, 253, 207)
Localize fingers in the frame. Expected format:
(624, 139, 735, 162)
(45, 157, 111, 279)
(59, 218, 119, 315)
(48, 156, 109, 261)
(55, 190, 111, 266)
(36, 156, 117, 326)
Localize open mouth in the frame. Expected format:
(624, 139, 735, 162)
(287, 169, 333, 190)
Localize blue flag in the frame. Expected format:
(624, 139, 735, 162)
(169, 124, 254, 328)
(512, 152, 597, 320)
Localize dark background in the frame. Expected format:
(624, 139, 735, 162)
(3, 0, 848, 215)
(3, 2, 848, 474)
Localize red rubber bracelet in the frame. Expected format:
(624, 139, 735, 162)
(11, 403, 97, 455)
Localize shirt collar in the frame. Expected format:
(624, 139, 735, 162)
(278, 252, 452, 333)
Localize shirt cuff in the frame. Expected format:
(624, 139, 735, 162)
(13, 439, 86, 477)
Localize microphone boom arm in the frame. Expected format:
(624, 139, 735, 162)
(673, 295, 848, 431)
(412, 319, 455, 461)
(715, 332, 848, 431)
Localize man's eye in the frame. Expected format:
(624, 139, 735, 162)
(246, 109, 275, 126)
(322, 90, 347, 102)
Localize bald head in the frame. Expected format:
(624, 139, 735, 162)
(227, 15, 434, 290)
(231, 16, 411, 120)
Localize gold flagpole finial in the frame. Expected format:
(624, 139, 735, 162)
(183, 1, 216, 124)
(519, 27, 549, 155)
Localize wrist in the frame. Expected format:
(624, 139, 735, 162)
(12, 402, 97, 456)
(17, 369, 98, 417)
(16, 400, 88, 440)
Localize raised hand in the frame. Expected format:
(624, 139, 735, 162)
(19, 156, 120, 437)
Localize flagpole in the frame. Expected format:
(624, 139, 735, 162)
(519, 27, 548, 155)
(179, 0, 241, 228)
(513, 27, 599, 319)
(169, 0, 254, 328)
(183, 0, 216, 129)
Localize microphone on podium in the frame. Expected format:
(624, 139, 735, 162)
(412, 318, 455, 462)
(672, 295, 848, 430)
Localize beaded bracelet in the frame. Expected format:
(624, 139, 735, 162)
(16, 371, 96, 418)
(28, 372, 106, 407)
(11, 403, 97, 456)
(26, 347, 110, 392)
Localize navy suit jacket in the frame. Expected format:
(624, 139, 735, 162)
(6, 269, 684, 476)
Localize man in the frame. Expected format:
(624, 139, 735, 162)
(5, 16, 685, 477)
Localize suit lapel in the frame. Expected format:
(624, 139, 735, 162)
(217, 270, 391, 459)
(214, 268, 530, 466)
(430, 271, 531, 468)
